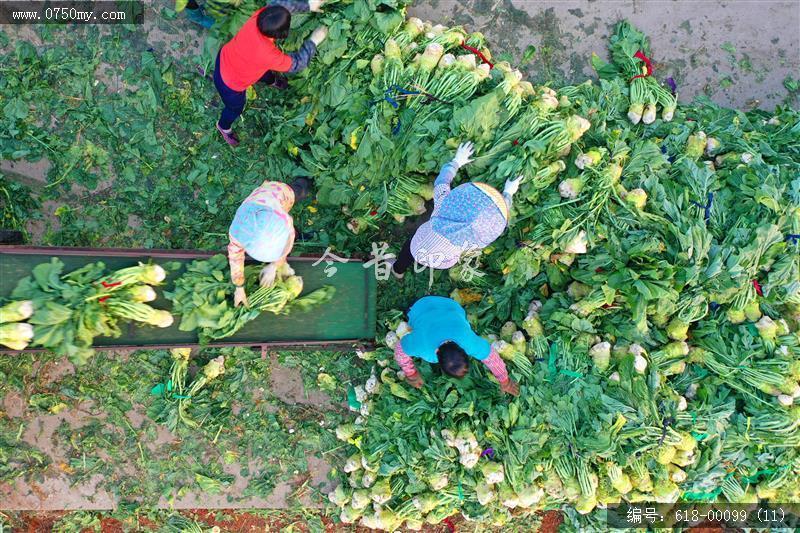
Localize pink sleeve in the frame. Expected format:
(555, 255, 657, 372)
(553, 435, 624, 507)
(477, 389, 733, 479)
(481, 349, 509, 383)
(394, 341, 418, 376)
(228, 237, 246, 287)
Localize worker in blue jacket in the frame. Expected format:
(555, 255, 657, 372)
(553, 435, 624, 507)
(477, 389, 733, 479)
(393, 296, 519, 395)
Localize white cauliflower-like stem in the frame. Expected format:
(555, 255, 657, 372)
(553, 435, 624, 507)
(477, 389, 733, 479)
(384, 331, 399, 349)
(677, 396, 688, 411)
(564, 231, 588, 254)
(634, 354, 648, 374)
(460, 450, 481, 469)
(365, 372, 380, 395)
(354, 385, 367, 403)
(777, 394, 794, 407)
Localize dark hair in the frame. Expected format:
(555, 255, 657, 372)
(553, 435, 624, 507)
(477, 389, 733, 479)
(257, 6, 291, 39)
(290, 177, 313, 202)
(438, 342, 469, 378)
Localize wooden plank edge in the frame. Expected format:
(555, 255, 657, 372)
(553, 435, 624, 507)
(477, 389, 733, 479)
(0, 245, 367, 262)
(0, 339, 376, 354)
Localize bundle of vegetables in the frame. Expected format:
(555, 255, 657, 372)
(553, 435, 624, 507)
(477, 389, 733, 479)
(385, 175, 433, 220)
(0, 300, 35, 350)
(6, 258, 171, 364)
(591, 21, 677, 124)
(148, 351, 228, 432)
(178, 0, 261, 38)
(167, 254, 335, 343)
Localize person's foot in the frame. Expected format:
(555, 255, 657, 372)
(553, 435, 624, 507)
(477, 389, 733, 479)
(216, 123, 240, 146)
(185, 6, 215, 29)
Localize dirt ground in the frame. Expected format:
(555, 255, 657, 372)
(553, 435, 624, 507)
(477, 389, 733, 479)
(409, 0, 800, 110)
(4, 509, 560, 532)
(1, 354, 336, 511)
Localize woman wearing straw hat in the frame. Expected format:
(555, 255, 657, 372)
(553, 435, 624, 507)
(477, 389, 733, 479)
(390, 142, 523, 277)
(228, 178, 311, 307)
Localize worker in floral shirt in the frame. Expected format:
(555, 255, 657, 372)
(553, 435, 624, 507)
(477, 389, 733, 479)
(228, 178, 311, 307)
(390, 142, 523, 277)
(214, 0, 328, 146)
(394, 296, 519, 395)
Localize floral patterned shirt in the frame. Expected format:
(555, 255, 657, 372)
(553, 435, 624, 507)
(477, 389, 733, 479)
(228, 181, 295, 286)
(411, 161, 512, 268)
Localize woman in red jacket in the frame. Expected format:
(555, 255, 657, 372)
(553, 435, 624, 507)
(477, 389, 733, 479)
(214, 1, 327, 146)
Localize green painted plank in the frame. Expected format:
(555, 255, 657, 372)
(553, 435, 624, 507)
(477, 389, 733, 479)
(0, 249, 376, 347)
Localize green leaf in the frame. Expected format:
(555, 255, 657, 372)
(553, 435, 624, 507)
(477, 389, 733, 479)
(521, 45, 536, 64)
(195, 473, 222, 494)
(591, 52, 618, 79)
(3, 98, 28, 120)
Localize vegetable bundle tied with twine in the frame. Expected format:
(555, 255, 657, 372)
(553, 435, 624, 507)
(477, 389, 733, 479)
(149, 349, 228, 432)
(4, 259, 171, 364)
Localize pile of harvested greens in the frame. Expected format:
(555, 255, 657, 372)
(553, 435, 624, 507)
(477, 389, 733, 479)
(249, 5, 798, 530)
(1, 255, 335, 360)
(2, 259, 172, 364)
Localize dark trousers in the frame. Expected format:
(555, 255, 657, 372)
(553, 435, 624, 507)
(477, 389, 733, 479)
(213, 51, 278, 130)
(393, 205, 433, 275)
(393, 237, 415, 274)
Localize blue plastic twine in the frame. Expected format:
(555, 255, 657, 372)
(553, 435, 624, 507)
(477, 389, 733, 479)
(691, 192, 713, 222)
(374, 85, 422, 135)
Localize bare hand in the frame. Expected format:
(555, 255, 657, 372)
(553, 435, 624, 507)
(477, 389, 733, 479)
(500, 378, 520, 396)
(310, 26, 328, 45)
(406, 371, 424, 389)
(308, 0, 324, 12)
(234, 286, 249, 308)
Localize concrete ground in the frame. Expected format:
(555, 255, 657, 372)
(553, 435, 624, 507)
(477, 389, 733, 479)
(409, 0, 800, 110)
